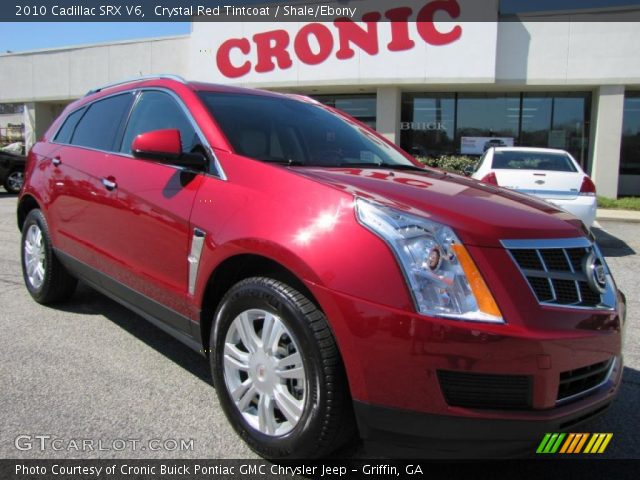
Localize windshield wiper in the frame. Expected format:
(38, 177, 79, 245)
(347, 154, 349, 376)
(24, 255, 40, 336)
(262, 158, 306, 166)
(337, 162, 427, 172)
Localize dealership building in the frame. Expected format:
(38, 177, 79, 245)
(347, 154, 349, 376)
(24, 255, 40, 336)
(0, 0, 639, 197)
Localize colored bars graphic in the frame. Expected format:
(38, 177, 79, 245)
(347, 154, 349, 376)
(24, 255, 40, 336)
(536, 433, 613, 454)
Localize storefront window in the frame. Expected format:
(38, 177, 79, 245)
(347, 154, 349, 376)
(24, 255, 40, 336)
(552, 95, 590, 166)
(400, 92, 591, 165)
(456, 93, 520, 140)
(313, 95, 377, 130)
(520, 96, 552, 148)
(620, 92, 640, 175)
(400, 94, 455, 157)
(520, 93, 590, 167)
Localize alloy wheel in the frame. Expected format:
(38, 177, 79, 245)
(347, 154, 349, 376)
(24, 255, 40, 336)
(222, 308, 306, 436)
(24, 224, 45, 289)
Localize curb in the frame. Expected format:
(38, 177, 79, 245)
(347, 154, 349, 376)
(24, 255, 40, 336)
(596, 209, 640, 224)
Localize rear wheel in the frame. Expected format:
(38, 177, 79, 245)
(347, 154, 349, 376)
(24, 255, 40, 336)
(21, 209, 77, 304)
(210, 277, 354, 458)
(4, 170, 23, 194)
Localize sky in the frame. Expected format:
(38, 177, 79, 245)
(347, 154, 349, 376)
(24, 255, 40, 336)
(1, 0, 639, 53)
(0, 23, 191, 53)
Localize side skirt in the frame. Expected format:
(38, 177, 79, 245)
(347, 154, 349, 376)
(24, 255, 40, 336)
(55, 249, 205, 356)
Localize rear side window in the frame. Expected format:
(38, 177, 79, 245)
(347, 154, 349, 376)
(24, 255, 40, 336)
(54, 108, 85, 144)
(120, 91, 199, 154)
(491, 151, 578, 172)
(71, 93, 133, 151)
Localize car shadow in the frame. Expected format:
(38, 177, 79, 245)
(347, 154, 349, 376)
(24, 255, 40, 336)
(586, 366, 640, 458)
(52, 282, 213, 385)
(592, 227, 636, 257)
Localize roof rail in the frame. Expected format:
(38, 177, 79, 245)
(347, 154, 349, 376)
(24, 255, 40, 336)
(85, 74, 187, 96)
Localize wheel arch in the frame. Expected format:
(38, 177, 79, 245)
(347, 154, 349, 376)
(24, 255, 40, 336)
(17, 194, 41, 231)
(199, 253, 324, 356)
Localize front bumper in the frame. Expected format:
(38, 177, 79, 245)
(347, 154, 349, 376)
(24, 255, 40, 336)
(309, 282, 625, 446)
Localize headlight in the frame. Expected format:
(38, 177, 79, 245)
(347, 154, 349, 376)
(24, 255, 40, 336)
(355, 198, 503, 323)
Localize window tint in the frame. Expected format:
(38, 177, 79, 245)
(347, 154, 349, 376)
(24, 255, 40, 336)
(54, 108, 85, 144)
(199, 92, 413, 167)
(120, 91, 199, 154)
(492, 151, 577, 172)
(71, 94, 133, 151)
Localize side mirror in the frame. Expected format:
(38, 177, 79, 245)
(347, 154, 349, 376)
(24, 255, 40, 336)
(132, 129, 207, 169)
(463, 165, 476, 177)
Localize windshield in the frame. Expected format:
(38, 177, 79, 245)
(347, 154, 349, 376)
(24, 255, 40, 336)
(491, 151, 578, 172)
(199, 92, 416, 168)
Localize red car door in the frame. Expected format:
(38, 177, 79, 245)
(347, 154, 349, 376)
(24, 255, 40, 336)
(44, 93, 134, 280)
(96, 90, 206, 331)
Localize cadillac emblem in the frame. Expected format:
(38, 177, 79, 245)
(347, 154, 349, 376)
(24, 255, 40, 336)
(583, 252, 607, 294)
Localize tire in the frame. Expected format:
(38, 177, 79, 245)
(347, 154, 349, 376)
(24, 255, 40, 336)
(210, 277, 354, 459)
(21, 209, 77, 304)
(4, 170, 24, 194)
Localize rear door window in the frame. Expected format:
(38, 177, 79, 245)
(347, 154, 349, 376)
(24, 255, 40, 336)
(119, 91, 199, 154)
(70, 93, 134, 151)
(54, 108, 85, 144)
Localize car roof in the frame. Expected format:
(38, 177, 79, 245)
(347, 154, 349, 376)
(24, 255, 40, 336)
(85, 75, 304, 103)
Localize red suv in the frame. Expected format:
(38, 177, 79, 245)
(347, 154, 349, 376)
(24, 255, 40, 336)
(18, 75, 625, 458)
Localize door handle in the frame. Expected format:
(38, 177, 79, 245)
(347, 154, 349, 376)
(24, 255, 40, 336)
(52, 157, 61, 166)
(101, 178, 117, 191)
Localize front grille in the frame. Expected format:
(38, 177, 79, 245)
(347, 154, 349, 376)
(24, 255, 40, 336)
(437, 370, 533, 410)
(557, 359, 614, 402)
(504, 240, 611, 309)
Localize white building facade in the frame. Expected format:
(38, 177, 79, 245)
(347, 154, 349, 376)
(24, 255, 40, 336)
(1, 0, 639, 197)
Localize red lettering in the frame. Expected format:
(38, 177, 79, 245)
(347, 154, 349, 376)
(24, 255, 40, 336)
(416, 0, 462, 46)
(366, 171, 394, 180)
(253, 29, 293, 73)
(333, 13, 381, 60)
(215, 1, 464, 78)
(332, 168, 363, 176)
(294, 24, 334, 65)
(395, 177, 433, 188)
(216, 38, 251, 78)
(385, 7, 415, 51)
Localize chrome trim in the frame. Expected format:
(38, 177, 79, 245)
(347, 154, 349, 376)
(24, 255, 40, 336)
(101, 178, 117, 190)
(502, 237, 617, 311)
(555, 357, 617, 406)
(85, 74, 187, 96)
(188, 228, 206, 296)
(501, 237, 591, 249)
(51, 87, 227, 181)
(515, 189, 579, 197)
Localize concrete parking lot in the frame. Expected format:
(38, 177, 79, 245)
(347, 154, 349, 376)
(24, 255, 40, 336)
(0, 192, 638, 459)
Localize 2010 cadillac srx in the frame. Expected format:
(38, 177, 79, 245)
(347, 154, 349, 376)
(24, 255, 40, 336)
(18, 75, 625, 458)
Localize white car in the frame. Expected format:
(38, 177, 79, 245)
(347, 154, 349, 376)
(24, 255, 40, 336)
(472, 147, 597, 228)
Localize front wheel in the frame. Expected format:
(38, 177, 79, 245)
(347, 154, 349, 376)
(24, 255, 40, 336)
(210, 277, 354, 459)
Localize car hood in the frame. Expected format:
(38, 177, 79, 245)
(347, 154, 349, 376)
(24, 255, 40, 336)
(292, 167, 587, 247)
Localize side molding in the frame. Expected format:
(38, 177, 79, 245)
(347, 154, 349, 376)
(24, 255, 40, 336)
(188, 228, 206, 296)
